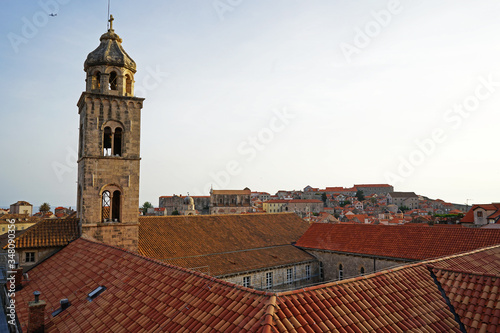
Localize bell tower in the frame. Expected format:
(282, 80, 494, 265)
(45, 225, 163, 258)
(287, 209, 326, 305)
(76, 16, 143, 252)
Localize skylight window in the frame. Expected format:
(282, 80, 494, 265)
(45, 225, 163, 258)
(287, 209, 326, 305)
(87, 286, 107, 301)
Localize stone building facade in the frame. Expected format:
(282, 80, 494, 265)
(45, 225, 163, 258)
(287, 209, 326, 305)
(210, 188, 252, 214)
(76, 17, 143, 252)
(354, 184, 394, 196)
(159, 195, 210, 215)
(264, 199, 323, 216)
(10, 201, 33, 216)
(222, 261, 320, 291)
(387, 192, 419, 209)
(303, 249, 410, 282)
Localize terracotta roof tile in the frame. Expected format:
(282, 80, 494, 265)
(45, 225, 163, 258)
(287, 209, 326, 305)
(1, 218, 79, 249)
(138, 213, 311, 276)
(428, 245, 500, 332)
(296, 223, 500, 260)
(14, 237, 500, 332)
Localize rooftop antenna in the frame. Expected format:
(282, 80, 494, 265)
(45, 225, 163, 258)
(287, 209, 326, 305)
(107, 0, 111, 30)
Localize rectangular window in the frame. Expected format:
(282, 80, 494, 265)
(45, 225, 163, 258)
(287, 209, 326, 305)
(477, 211, 483, 217)
(306, 265, 311, 280)
(243, 276, 251, 288)
(286, 268, 293, 284)
(266, 272, 273, 289)
(25, 252, 35, 263)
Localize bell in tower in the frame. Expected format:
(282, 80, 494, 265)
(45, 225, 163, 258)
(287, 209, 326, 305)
(76, 15, 144, 252)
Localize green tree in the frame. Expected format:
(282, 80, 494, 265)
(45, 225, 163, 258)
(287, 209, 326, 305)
(141, 201, 153, 215)
(399, 205, 410, 212)
(355, 190, 365, 201)
(340, 200, 351, 207)
(321, 193, 327, 205)
(39, 202, 51, 213)
(172, 209, 180, 215)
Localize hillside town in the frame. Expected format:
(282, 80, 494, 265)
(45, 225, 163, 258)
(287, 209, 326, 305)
(154, 184, 472, 225)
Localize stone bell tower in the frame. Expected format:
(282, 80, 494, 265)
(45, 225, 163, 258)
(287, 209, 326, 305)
(76, 16, 143, 252)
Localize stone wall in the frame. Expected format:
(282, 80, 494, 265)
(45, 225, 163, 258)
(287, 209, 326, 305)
(304, 249, 412, 281)
(81, 222, 138, 252)
(221, 261, 320, 291)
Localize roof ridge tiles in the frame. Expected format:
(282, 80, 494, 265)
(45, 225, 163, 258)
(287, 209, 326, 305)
(429, 267, 500, 279)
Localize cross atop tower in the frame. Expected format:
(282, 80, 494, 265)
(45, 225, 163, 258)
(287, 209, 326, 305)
(109, 14, 114, 30)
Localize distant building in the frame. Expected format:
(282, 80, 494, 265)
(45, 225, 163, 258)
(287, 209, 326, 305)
(54, 206, 74, 218)
(9, 201, 33, 216)
(461, 203, 500, 226)
(0, 214, 41, 235)
(251, 191, 271, 202)
(353, 184, 394, 196)
(0, 218, 79, 269)
(264, 199, 323, 216)
(0, 208, 9, 215)
(210, 188, 252, 214)
(387, 192, 419, 209)
(159, 194, 210, 215)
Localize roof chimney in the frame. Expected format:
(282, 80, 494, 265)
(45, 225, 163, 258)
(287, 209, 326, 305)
(28, 291, 46, 333)
(14, 265, 23, 291)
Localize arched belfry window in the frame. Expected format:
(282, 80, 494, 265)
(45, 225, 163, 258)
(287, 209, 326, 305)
(92, 71, 101, 90)
(113, 128, 122, 156)
(109, 71, 117, 90)
(103, 127, 112, 156)
(339, 264, 344, 281)
(102, 190, 111, 221)
(125, 74, 132, 95)
(112, 190, 121, 222)
(102, 121, 124, 157)
(101, 186, 121, 222)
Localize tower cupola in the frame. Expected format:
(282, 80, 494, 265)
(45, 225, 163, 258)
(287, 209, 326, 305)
(83, 15, 136, 96)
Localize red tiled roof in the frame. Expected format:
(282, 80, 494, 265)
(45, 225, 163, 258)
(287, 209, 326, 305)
(295, 223, 500, 260)
(461, 203, 500, 223)
(163, 245, 316, 277)
(1, 218, 79, 249)
(429, 245, 500, 332)
(138, 213, 310, 275)
(15, 238, 459, 333)
(15, 238, 272, 333)
(18, 238, 500, 332)
(275, 264, 460, 332)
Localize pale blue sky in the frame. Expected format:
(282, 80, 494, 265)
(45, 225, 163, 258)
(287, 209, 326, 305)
(1, 0, 500, 208)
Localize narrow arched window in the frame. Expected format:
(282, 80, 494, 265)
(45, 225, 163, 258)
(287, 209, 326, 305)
(102, 190, 111, 222)
(113, 128, 122, 156)
(112, 190, 121, 222)
(92, 71, 101, 90)
(77, 185, 83, 217)
(360, 267, 365, 276)
(109, 71, 117, 90)
(339, 264, 344, 281)
(125, 74, 132, 95)
(103, 127, 112, 156)
(78, 124, 84, 158)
